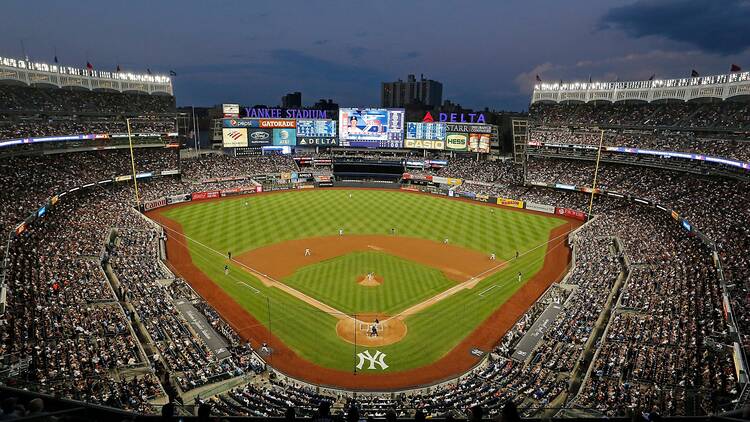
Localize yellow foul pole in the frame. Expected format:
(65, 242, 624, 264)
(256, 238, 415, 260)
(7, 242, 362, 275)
(126, 118, 140, 206)
(587, 129, 605, 218)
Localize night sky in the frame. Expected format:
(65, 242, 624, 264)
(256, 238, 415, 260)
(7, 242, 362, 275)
(2, 0, 749, 111)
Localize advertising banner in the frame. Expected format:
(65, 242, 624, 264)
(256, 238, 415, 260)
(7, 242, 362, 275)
(555, 207, 586, 221)
(160, 169, 180, 176)
(115, 175, 132, 182)
(445, 133, 469, 152)
(473, 194, 491, 203)
(143, 198, 168, 211)
(445, 123, 493, 134)
(404, 139, 445, 150)
(220, 186, 258, 197)
(430, 176, 462, 186)
(247, 129, 272, 146)
(222, 104, 240, 116)
(296, 137, 338, 146)
(338, 108, 405, 148)
(259, 119, 296, 129)
(167, 194, 190, 205)
(222, 128, 249, 148)
(192, 191, 221, 201)
(223, 118, 260, 128)
(525, 202, 555, 214)
(468, 133, 491, 153)
(497, 198, 524, 208)
(273, 128, 296, 146)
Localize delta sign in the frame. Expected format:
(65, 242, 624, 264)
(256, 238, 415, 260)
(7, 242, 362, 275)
(423, 111, 486, 124)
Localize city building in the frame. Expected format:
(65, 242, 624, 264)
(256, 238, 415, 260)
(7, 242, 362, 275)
(381, 74, 442, 108)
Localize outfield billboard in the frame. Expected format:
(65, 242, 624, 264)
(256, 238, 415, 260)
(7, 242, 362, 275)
(222, 128, 249, 147)
(404, 139, 445, 150)
(273, 128, 296, 146)
(445, 133, 469, 152)
(247, 129, 272, 146)
(338, 108, 404, 148)
(497, 198, 524, 208)
(525, 202, 555, 214)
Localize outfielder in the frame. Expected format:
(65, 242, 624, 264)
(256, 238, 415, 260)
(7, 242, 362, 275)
(339, 228, 344, 236)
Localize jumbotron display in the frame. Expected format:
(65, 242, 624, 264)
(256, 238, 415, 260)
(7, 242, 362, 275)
(338, 108, 405, 148)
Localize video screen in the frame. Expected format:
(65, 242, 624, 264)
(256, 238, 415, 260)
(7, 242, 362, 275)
(338, 108, 404, 148)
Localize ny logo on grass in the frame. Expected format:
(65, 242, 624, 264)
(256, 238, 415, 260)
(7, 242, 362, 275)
(356, 350, 389, 370)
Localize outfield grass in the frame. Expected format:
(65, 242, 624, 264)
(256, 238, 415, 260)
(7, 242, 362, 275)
(162, 189, 567, 372)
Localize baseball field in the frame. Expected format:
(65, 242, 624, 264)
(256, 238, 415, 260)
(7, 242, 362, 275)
(148, 188, 578, 390)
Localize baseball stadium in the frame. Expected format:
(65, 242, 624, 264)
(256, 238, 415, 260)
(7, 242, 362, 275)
(1, 4, 750, 420)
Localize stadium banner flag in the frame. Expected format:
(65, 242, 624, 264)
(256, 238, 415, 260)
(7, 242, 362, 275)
(671, 210, 680, 221)
(555, 207, 586, 221)
(404, 139, 445, 150)
(497, 198, 524, 208)
(525, 202, 555, 214)
(143, 198, 168, 211)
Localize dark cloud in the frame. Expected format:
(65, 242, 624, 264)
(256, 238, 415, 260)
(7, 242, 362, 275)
(347, 47, 368, 59)
(401, 51, 421, 59)
(313, 40, 329, 45)
(600, 0, 750, 55)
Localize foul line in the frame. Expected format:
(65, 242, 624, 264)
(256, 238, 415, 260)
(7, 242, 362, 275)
(151, 215, 576, 324)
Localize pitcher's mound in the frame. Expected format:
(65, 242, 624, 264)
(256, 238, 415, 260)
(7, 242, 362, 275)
(357, 274, 383, 287)
(336, 313, 407, 347)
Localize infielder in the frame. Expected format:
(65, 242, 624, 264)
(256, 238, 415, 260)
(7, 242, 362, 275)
(304, 248, 311, 256)
(490, 253, 496, 261)
(339, 228, 344, 236)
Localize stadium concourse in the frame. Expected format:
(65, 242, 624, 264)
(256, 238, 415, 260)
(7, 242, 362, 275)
(0, 79, 749, 421)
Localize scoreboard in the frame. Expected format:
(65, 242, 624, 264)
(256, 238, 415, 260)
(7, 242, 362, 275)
(406, 122, 446, 141)
(297, 119, 336, 137)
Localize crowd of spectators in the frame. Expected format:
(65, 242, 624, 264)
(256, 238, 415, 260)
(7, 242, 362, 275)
(0, 84, 177, 141)
(530, 102, 750, 129)
(181, 153, 297, 181)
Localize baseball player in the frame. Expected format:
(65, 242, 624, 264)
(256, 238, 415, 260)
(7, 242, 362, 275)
(490, 253, 496, 261)
(339, 228, 344, 236)
(304, 248, 311, 256)
(224, 265, 229, 275)
(444, 238, 449, 244)
(517, 272, 522, 282)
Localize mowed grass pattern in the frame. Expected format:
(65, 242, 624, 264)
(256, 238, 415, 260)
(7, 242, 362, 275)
(162, 189, 568, 372)
(282, 251, 455, 315)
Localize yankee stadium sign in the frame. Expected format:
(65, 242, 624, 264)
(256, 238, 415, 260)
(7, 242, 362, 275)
(245, 108, 328, 119)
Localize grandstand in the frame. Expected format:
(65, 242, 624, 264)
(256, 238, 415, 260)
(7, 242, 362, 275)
(0, 55, 748, 421)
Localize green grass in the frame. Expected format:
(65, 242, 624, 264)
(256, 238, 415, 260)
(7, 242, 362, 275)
(161, 189, 568, 372)
(282, 251, 455, 315)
